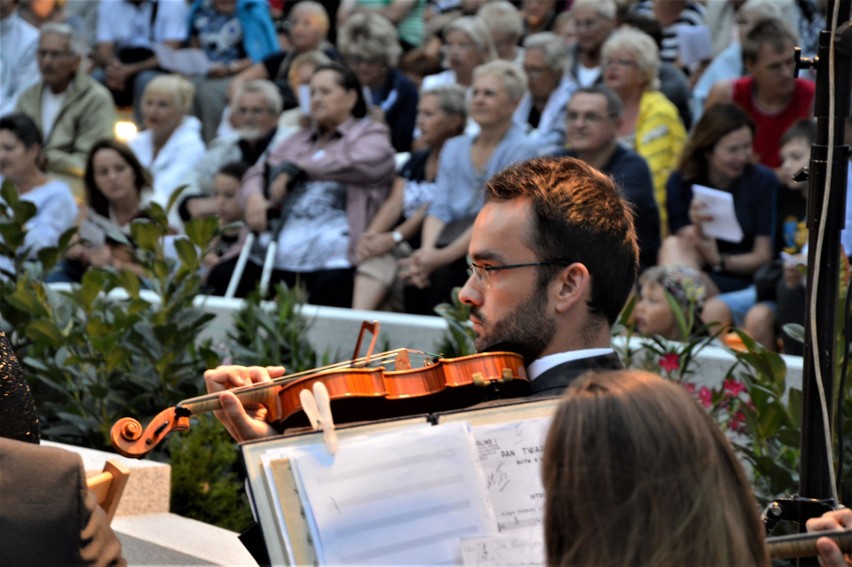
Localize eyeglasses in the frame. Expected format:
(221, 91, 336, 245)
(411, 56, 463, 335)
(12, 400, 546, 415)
(467, 261, 573, 284)
(347, 55, 383, 66)
(236, 106, 275, 116)
(603, 58, 638, 68)
(37, 49, 73, 60)
(566, 111, 616, 123)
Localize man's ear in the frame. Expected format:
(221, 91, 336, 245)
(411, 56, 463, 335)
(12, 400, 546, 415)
(551, 262, 591, 314)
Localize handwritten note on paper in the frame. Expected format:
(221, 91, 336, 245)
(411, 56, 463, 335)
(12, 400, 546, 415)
(289, 421, 498, 565)
(460, 533, 545, 566)
(692, 184, 744, 243)
(472, 417, 552, 533)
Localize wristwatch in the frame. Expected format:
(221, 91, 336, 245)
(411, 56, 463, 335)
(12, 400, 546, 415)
(391, 230, 404, 245)
(712, 255, 727, 273)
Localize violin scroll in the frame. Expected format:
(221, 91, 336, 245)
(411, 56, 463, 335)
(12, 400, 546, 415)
(110, 407, 192, 458)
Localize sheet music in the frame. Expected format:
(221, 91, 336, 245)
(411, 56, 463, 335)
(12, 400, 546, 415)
(460, 532, 545, 566)
(691, 184, 744, 243)
(287, 421, 498, 565)
(471, 417, 551, 533)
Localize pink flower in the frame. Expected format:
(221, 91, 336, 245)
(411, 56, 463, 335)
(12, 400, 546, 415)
(682, 383, 696, 394)
(659, 352, 680, 372)
(723, 378, 747, 397)
(730, 410, 747, 433)
(698, 387, 713, 408)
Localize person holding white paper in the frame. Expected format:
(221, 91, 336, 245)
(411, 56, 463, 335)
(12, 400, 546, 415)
(660, 103, 775, 321)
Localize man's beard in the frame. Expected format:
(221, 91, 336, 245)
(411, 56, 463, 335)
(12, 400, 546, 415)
(238, 125, 264, 141)
(471, 283, 556, 364)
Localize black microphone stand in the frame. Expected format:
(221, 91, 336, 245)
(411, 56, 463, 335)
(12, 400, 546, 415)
(762, 0, 852, 542)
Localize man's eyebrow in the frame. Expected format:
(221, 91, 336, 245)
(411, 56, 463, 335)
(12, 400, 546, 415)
(470, 251, 503, 263)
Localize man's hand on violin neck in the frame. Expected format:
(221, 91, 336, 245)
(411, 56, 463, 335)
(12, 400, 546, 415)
(204, 365, 286, 442)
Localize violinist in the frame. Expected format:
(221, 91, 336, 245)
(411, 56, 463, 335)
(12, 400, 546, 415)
(807, 509, 852, 566)
(204, 156, 640, 439)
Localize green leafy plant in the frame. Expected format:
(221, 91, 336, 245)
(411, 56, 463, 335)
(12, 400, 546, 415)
(225, 283, 320, 371)
(434, 287, 476, 358)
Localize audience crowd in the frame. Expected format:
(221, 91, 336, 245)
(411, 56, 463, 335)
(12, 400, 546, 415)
(1, 0, 845, 352)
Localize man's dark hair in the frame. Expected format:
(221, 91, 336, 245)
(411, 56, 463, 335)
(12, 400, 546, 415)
(570, 85, 623, 118)
(485, 156, 639, 326)
(216, 160, 250, 182)
(312, 62, 368, 118)
(742, 17, 796, 64)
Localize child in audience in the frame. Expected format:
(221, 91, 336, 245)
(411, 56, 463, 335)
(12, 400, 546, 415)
(740, 120, 814, 352)
(202, 161, 248, 275)
(634, 265, 707, 341)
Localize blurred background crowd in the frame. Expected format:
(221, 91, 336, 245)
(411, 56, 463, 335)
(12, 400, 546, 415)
(0, 0, 847, 355)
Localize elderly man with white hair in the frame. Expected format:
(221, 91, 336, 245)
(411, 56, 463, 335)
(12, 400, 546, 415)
(16, 22, 115, 196)
(514, 31, 577, 153)
(567, 0, 616, 87)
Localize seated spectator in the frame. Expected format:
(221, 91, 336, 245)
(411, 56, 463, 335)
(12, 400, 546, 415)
(515, 32, 576, 153)
(16, 23, 116, 198)
(401, 60, 539, 315)
(187, 0, 279, 143)
(555, 85, 660, 270)
(352, 84, 467, 311)
(566, 0, 616, 88)
(693, 0, 792, 122)
(91, 0, 189, 122)
(422, 16, 496, 91)
(0, 113, 77, 277)
(228, 1, 338, 116)
(129, 74, 206, 230)
(552, 9, 576, 50)
(542, 370, 769, 566)
(0, 0, 40, 116)
(704, 0, 797, 58)
(179, 78, 290, 222)
(520, 0, 558, 37)
(628, 0, 709, 76)
(337, 12, 418, 153)
(726, 119, 814, 352)
(660, 104, 775, 311)
(46, 140, 153, 284)
(201, 161, 249, 281)
(478, 1, 525, 64)
(634, 265, 707, 341)
(619, 11, 693, 130)
(602, 26, 686, 238)
(208, 62, 396, 306)
(705, 17, 814, 170)
(336, 0, 425, 51)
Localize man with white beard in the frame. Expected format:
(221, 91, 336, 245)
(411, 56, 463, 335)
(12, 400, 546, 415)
(178, 79, 290, 222)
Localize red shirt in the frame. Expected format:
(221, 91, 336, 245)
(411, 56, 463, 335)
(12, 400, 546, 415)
(731, 77, 815, 168)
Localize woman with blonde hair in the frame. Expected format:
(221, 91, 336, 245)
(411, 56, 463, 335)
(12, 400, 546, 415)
(542, 369, 769, 566)
(402, 60, 538, 314)
(422, 16, 497, 90)
(602, 26, 686, 236)
(129, 74, 206, 229)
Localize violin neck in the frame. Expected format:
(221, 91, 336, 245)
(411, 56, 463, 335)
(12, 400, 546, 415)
(767, 529, 852, 559)
(178, 382, 281, 415)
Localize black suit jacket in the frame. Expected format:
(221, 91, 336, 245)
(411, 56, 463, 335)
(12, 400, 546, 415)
(529, 353, 624, 398)
(0, 438, 125, 566)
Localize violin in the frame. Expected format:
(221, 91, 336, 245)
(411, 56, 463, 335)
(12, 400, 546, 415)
(111, 321, 528, 458)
